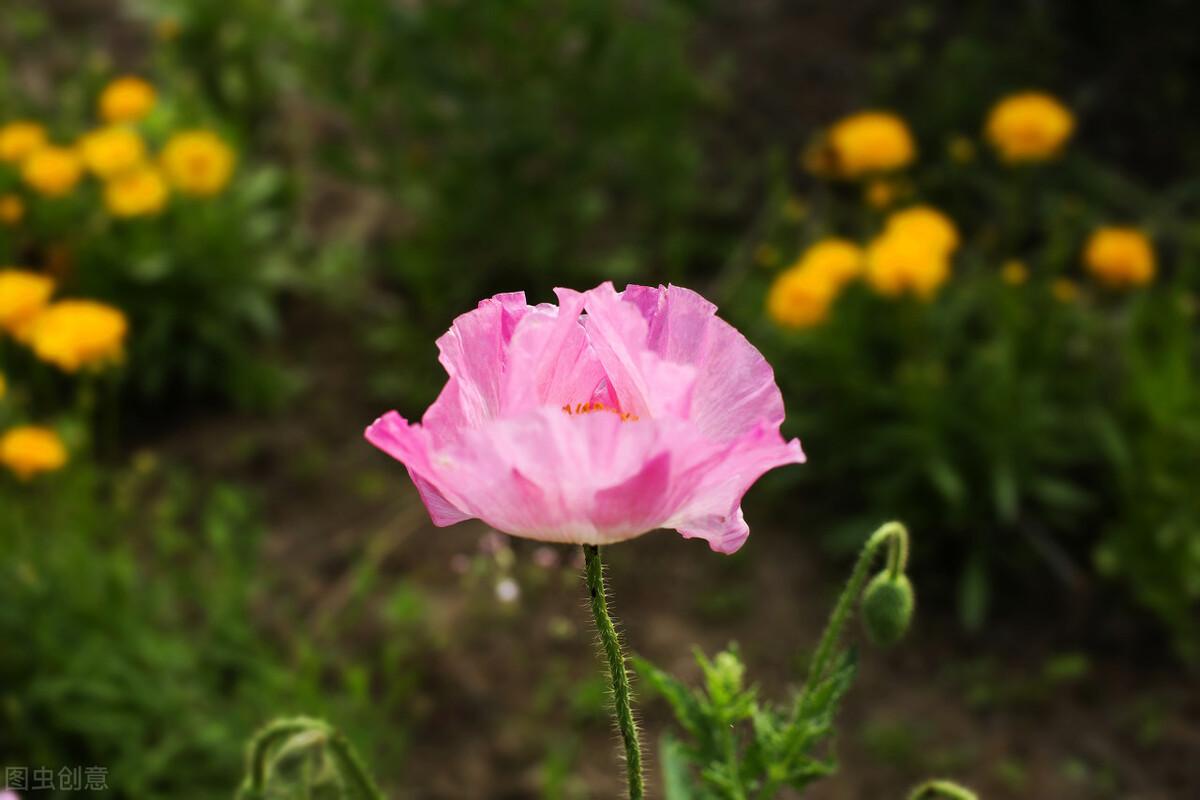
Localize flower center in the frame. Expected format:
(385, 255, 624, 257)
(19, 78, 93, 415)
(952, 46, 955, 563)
(561, 401, 639, 422)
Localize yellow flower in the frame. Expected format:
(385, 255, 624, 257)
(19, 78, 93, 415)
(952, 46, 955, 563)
(793, 238, 864, 289)
(766, 267, 837, 329)
(827, 111, 916, 178)
(78, 126, 146, 179)
(1001, 260, 1029, 285)
(0, 425, 67, 480)
(1052, 278, 1080, 303)
(0, 121, 47, 163)
(864, 179, 896, 210)
(1083, 227, 1155, 289)
(104, 165, 169, 218)
(99, 76, 156, 124)
(865, 232, 951, 300)
(884, 205, 960, 255)
(160, 130, 235, 196)
(0, 269, 55, 338)
(27, 300, 128, 373)
(0, 194, 24, 225)
(21, 146, 84, 197)
(985, 92, 1075, 163)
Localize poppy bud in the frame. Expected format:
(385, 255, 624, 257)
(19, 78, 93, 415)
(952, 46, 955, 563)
(861, 571, 914, 647)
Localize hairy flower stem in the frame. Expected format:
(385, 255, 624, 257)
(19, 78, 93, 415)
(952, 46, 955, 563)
(583, 544, 645, 800)
(805, 521, 909, 689)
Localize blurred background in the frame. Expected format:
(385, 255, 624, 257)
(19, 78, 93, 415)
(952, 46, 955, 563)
(1, 0, 1198, 797)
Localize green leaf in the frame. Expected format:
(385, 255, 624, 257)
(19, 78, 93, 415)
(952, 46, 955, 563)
(632, 656, 707, 738)
(660, 734, 697, 800)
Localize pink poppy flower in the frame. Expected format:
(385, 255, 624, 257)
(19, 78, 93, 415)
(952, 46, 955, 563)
(366, 282, 804, 553)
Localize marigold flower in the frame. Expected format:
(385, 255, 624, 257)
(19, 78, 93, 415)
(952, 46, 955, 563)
(160, 130, 235, 196)
(767, 267, 837, 330)
(884, 206, 960, 256)
(0, 269, 55, 338)
(1083, 227, 1155, 288)
(21, 146, 83, 197)
(827, 111, 916, 178)
(0, 121, 47, 163)
(0, 193, 24, 225)
(104, 165, 169, 218)
(78, 125, 146, 179)
(865, 232, 951, 300)
(27, 299, 128, 372)
(985, 92, 1074, 163)
(793, 238, 864, 289)
(99, 76, 156, 124)
(0, 425, 67, 480)
(366, 283, 805, 554)
(1001, 260, 1029, 285)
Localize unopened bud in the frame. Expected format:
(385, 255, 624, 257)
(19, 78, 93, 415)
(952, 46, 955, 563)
(861, 572, 914, 647)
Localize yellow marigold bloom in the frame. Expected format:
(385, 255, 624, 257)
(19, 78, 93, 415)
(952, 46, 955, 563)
(0, 425, 67, 480)
(767, 267, 837, 329)
(1001, 260, 1029, 285)
(99, 76, 156, 124)
(0, 269, 55, 338)
(0, 193, 24, 225)
(27, 300, 128, 372)
(1083, 227, 1155, 289)
(864, 179, 896, 209)
(1052, 278, 1080, 303)
(21, 146, 83, 198)
(865, 233, 951, 300)
(827, 111, 916, 178)
(884, 205, 960, 255)
(78, 125, 146, 179)
(794, 238, 864, 289)
(104, 165, 169, 218)
(0, 121, 47, 163)
(985, 92, 1075, 163)
(161, 130, 235, 196)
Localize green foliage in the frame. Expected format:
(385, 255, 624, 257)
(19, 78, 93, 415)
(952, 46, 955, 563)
(293, 0, 731, 403)
(732, 102, 1200, 654)
(634, 522, 914, 798)
(0, 462, 416, 798)
(635, 647, 856, 799)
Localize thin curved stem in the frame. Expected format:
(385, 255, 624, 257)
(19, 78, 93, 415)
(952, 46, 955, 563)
(583, 544, 644, 800)
(805, 521, 908, 689)
(238, 717, 385, 800)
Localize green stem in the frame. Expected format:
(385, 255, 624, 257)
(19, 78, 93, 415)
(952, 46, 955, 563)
(238, 717, 384, 800)
(907, 779, 978, 800)
(583, 544, 644, 800)
(805, 521, 908, 689)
